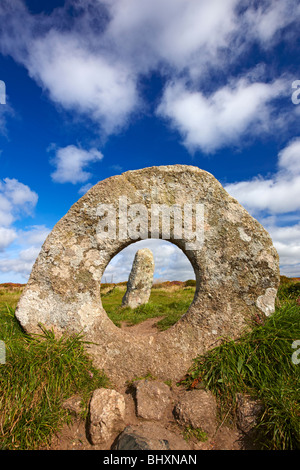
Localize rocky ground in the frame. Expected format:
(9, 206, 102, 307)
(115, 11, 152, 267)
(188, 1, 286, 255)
(47, 384, 258, 451)
(45, 319, 260, 451)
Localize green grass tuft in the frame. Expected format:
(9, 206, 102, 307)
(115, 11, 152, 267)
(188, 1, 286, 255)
(0, 305, 110, 450)
(183, 425, 208, 442)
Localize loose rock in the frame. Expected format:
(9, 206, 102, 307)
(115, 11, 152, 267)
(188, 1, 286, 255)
(236, 393, 264, 435)
(112, 423, 191, 450)
(133, 379, 172, 420)
(173, 390, 218, 437)
(88, 388, 126, 445)
(62, 395, 82, 416)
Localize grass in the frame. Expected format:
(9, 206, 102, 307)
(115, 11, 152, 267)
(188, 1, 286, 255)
(101, 283, 195, 330)
(0, 286, 24, 310)
(276, 277, 300, 301)
(0, 301, 110, 450)
(180, 284, 300, 450)
(182, 425, 208, 443)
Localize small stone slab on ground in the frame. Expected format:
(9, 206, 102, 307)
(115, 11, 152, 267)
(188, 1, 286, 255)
(88, 388, 126, 445)
(133, 379, 172, 420)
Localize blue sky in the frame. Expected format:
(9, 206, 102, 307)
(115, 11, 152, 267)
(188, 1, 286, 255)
(0, 0, 300, 283)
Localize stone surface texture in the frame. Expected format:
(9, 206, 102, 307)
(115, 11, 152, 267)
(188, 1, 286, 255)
(236, 393, 264, 435)
(112, 423, 191, 450)
(122, 248, 154, 309)
(15, 165, 280, 384)
(88, 388, 125, 444)
(133, 379, 172, 420)
(62, 395, 82, 416)
(173, 390, 218, 436)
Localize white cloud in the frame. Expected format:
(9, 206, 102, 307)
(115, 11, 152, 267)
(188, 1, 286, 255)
(102, 239, 195, 283)
(50, 145, 103, 184)
(0, 177, 49, 281)
(103, 0, 239, 74)
(260, 219, 300, 277)
(225, 139, 300, 276)
(0, 0, 299, 143)
(0, 258, 34, 275)
(1, 177, 38, 208)
(103, 0, 300, 77)
(0, 178, 38, 226)
(17, 246, 41, 262)
(19, 225, 50, 246)
(225, 138, 300, 214)
(278, 138, 300, 175)
(0, 104, 8, 135)
(157, 76, 289, 153)
(243, 0, 300, 46)
(78, 183, 93, 195)
(0, 225, 50, 282)
(27, 31, 139, 135)
(0, 195, 14, 227)
(0, 246, 41, 279)
(0, 79, 15, 137)
(0, 227, 17, 251)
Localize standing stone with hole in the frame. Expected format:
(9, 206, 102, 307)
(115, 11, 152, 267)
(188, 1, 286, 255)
(122, 248, 154, 309)
(15, 165, 280, 384)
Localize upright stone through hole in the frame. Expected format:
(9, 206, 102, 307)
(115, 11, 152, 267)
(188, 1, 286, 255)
(101, 239, 196, 334)
(122, 247, 155, 309)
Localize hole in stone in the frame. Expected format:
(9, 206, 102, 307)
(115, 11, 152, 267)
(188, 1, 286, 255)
(100, 239, 196, 334)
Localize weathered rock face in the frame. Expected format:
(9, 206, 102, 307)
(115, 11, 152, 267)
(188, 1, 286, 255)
(236, 393, 264, 436)
(173, 390, 218, 437)
(122, 248, 154, 309)
(132, 379, 172, 421)
(112, 423, 191, 451)
(15, 165, 280, 384)
(88, 388, 126, 445)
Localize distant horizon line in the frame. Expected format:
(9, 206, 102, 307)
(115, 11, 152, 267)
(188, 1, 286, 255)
(1, 274, 300, 288)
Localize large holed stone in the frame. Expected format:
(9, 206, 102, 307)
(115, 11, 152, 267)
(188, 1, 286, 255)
(15, 165, 280, 383)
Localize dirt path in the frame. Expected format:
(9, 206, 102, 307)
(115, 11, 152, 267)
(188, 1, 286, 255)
(119, 316, 165, 335)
